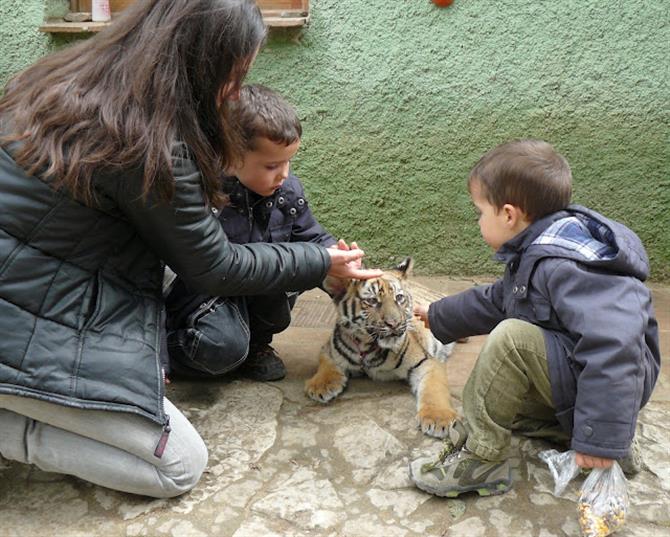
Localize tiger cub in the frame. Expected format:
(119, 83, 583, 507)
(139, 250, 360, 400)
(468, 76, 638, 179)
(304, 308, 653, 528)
(305, 257, 457, 438)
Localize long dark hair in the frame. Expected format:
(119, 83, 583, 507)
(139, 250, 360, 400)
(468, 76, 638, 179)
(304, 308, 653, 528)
(0, 0, 266, 205)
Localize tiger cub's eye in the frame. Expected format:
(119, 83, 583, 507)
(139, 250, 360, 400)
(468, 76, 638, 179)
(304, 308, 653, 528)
(363, 297, 379, 307)
(395, 293, 406, 305)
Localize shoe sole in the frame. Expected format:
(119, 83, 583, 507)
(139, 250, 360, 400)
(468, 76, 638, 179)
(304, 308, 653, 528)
(237, 366, 287, 381)
(413, 478, 512, 498)
(242, 373, 286, 382)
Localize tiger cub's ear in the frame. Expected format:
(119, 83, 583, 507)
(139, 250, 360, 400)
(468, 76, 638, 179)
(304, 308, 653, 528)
(393, 257, 414, 279)
(322, 275, 351, 302)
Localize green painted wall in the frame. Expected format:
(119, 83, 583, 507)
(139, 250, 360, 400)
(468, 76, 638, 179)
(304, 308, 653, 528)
(0, 1, 50, 83)
(2, 0, 669, 280)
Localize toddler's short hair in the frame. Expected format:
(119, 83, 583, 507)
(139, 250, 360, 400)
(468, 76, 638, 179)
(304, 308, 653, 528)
(468, 139, 572, 221)
(229, 84, 302, 150)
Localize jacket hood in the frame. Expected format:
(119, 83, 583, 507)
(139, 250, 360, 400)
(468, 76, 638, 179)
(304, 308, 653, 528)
(497, 204, 649, 281)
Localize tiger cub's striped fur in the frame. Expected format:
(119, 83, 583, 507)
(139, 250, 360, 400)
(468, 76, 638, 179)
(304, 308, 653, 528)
(305, 257, 457, 438)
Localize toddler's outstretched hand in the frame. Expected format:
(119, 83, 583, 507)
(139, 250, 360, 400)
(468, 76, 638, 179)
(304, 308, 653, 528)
(414, 304, 430, 329)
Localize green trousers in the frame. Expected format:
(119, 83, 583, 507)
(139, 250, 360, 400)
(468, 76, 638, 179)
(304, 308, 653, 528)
(463, 319, 570, 461)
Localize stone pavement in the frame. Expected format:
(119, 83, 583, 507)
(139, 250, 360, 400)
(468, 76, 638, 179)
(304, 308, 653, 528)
(1, 277, 668, 537)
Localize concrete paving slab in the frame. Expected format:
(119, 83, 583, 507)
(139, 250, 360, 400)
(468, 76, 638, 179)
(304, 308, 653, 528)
(1, 277, 668, 537)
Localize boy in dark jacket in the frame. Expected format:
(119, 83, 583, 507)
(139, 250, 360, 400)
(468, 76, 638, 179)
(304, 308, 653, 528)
(409, 139, 661, 497)
(165, 85, 338, 381)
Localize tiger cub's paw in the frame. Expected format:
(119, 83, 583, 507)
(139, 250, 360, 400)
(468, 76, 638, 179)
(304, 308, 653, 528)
(305, 374, 346, 403)
(305, 359, 348, 403)
(416, 405, 458, 438)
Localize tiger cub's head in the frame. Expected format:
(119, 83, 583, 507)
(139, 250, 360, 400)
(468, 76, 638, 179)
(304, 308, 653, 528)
(325, 257, 415, 348)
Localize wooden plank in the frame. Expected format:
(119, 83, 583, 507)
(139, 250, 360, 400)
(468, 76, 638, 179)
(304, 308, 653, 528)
(261, 9, 309, 17)
(75, 0, 135, 12)
(40, 10, 309, 34)
(42, 0, 310, 33)
(256, 0, 308, 10)
(74, 1, 308, 13)
(39, 19, 111, 33)
(262, 15, 309, 27)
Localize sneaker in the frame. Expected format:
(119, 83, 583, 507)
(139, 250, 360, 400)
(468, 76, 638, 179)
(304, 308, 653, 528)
(237, 344, 286, 381)
(409, 420, 512, 497)
(617, 436, 643, 476)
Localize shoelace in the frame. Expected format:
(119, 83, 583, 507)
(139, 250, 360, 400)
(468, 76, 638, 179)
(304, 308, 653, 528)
(420, 439, 459, 473)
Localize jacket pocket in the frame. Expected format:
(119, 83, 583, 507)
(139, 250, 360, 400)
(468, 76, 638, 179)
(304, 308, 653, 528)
(530, 297, 552, 322)
(167, 297, 250, 375)
(513, 294, 553, 324)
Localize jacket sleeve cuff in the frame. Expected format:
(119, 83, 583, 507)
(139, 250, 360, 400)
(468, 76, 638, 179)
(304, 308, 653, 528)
(316, 244, 332, 279)
(570, 419, 635, 459)
(428, 300, 456, 344)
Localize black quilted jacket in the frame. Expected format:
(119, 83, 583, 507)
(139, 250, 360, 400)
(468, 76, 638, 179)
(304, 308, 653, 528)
(0, 141, 330, 427)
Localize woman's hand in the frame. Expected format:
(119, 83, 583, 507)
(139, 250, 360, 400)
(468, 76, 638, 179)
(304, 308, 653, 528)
(326, 242, 382, 280)
(414, 304, 430, 329)
(575, 452, 614, 469)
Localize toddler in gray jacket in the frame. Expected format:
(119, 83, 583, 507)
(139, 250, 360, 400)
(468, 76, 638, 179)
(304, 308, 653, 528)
(410, 139, 660, 497)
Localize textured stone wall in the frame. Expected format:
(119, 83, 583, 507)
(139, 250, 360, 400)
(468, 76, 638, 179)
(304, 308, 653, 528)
(2, 0, 668, 279)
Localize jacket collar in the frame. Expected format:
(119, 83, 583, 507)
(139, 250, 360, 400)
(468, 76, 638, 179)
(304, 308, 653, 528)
(222, 176, 282, 210)
(494, 210, 570, 264)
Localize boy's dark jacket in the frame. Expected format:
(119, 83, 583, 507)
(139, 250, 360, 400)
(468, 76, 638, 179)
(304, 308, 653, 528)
(218, 174, 336, 247)
(428, 205, 660, 459)
(163, 173, 336, 334)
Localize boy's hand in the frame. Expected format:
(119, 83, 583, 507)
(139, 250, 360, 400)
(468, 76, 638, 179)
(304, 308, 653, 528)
(329, 239, 363, 269)
(414, 304, 430, 329)
(327, 246, 383, 280)
(575, 452, 614, 469)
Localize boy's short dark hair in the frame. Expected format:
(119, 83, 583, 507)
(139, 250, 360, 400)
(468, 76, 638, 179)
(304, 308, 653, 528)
(230, 84, 302, 150)
(468, 139, 572, 221)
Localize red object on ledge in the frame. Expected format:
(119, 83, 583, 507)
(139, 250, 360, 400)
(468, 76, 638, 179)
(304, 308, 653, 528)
(432, 0, 454, 7)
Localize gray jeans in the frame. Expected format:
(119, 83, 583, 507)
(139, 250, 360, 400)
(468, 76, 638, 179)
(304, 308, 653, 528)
(0, 394, 207, 498)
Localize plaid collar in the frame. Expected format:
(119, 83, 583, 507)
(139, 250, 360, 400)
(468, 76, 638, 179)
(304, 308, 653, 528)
(531, 215, 617, 261)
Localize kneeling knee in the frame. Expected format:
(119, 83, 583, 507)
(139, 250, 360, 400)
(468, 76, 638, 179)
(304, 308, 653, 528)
(157, 434, 209, 498)
(485, 318, 541, 350)
(491, 318, 532, 337)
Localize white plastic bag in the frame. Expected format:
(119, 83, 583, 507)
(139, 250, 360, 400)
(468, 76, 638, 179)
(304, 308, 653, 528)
(539, 449, 629, 537)
(539, 448, 581, 496)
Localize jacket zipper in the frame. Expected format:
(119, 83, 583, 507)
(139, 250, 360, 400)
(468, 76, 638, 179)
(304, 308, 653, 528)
(244, 189, 253, 234)
(154, 414, 171, 458)
(154, 306, 170, 458)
